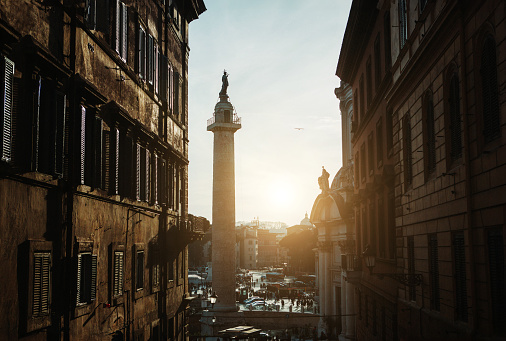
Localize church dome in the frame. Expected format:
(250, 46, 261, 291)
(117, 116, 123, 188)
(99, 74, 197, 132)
(300, 212, 312, 226)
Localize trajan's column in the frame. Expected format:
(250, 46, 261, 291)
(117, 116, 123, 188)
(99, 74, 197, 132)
(207, 71, 241, 311)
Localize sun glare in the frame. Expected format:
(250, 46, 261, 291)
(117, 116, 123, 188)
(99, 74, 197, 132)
(270, 182, 294, 206)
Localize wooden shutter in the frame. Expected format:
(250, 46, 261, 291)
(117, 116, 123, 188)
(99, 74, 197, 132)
(154, 43, 159, 93)
(85, 0, 96, 29)
(136, 250, 144, 290)
(90, 254, 97, 302)
(153, 154, 158, 205)
(54, 92, 65, 177)
(403, 116, 412, 186)
(147, 35, 153, 84)
(145, 150, 150, 202)
(408, 236, 415, 301)
(429, 234, 440, 310)
(33, 252, 51, 316)
(453, 232, 467, 321)
(96, 0, 110, 34)
(113, 251, 124, 297)
(33, 76, 41, 171)
(138, 26, 146, 79)
(174, 71, 180, 118)
(115, 0, 121, 55)
(425, 93, 436, 175)
(80, 106, 86, 185)
(114, 128, 119, 194)
(121, 2, 128, 61)
(168, 63, 173, 112)
(399, 0, 407, 48)
(1, 56, 14, 163)
(76, 253, 83, 304)
(449, 74, 462, 161)
(135, 143, 141, 201)
(159, 54, 168, 102)
(487, 228, 505, 332)
(94, 117, 103, 188)
(481, 36, 500, 143)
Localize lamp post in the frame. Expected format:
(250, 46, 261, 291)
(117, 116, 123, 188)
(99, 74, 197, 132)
(362, 245, 423, 286)
(210, 292, 218, 309)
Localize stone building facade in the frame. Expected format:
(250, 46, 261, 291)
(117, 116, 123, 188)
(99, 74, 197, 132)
(0, 0, 205, 339)
(336, 0, 505, 340)
(311, 82, 356, 340)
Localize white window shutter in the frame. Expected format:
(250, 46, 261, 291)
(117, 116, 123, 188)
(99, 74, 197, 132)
(1, 56, 14, 163)
(80, 106, 86, 184)
(121, 2, 128, 61)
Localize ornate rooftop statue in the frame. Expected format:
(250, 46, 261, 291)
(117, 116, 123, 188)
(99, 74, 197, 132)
(220, 70, 229, 96)
(318, 166, 330, 193)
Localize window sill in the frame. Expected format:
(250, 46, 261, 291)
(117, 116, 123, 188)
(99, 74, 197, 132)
(74, 302, 94, 318)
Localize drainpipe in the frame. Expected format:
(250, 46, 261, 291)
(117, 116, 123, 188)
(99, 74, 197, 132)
(458, 2, 477, 337)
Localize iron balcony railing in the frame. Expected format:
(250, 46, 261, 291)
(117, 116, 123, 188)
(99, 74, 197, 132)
(207, 112, 241, 127)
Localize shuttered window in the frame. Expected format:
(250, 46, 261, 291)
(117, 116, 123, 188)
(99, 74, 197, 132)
(378, 197, 386, 258)
(487, 228, 505, 334)
(145, 150, 150, 202)
(33, 252, 51, 317)
(359, 76, 364, 121)
(115, 0, 128, 61)
(384, 12, 391, 69)
(453, 232, 467, 321)
(481, 36, 500, 144)
(366, 58, 372, 106)
(136, 250, 144, 291)
(424, 92, 436, 178)
(138, 26, 146, 79)
(429, 234, 440, 310)
(368, 132, 374, 174)
(119, 134, 134, 198)
(154, 43, 159, 94)
(80, 106, 86, 184)
(76, 253, 97, 305)
(159, 54, 169, 103)
(54, 92, 66, 177)
(449, 74, 462, 162)
(147, 34, 154, 85)
(399, 0, 408, 48)
(403, 115, 413, 187)
(152, 154, 158, 205)
(158, 158, 167, 205)
(360, 143, 366, 183)
(374, 34, 381, 90)
(376, 118, 383, 166)
(85, 0, 96, 29)
(135, 143, 141, 201)
(113, 251, 124, 298)
(1, 56, 14, 163)
(174, 71, 180, 120)
(354, 153, 359, 188)
(169, 63, 174, 112)
(139, 145, 146, 201)
(151, 244, 160, 291)
(408, 236, 415, 301)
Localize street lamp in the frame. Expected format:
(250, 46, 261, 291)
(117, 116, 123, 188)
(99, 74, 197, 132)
(362, 244, 422, 286)
(210, 292, 218, 308)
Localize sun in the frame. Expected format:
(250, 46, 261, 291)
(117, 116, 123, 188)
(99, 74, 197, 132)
(269, 182, 294, 206)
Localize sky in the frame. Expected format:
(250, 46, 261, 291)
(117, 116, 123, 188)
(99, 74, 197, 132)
(187, 0, 353, 227)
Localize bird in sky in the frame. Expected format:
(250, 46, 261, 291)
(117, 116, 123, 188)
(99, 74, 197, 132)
(294, 128, 304, 130)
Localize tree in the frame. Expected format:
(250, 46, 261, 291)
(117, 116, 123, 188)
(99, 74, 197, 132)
(279, 229, 316, 273)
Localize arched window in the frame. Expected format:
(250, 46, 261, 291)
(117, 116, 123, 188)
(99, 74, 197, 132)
(481, 35, 500, 143)
(449, 73, 462, 161)
(423, 91, 436, 178)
